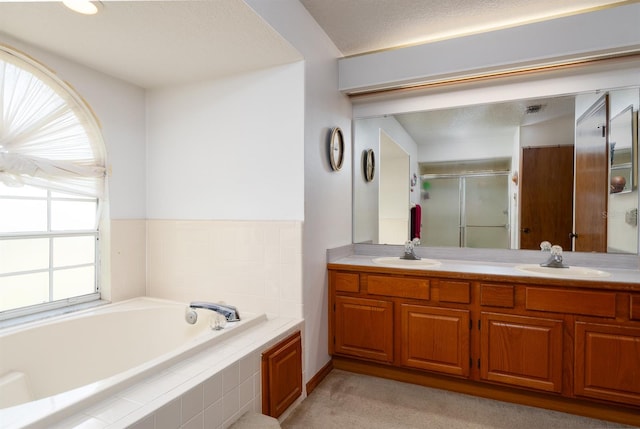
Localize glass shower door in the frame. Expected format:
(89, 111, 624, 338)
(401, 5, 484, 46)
(463, 175, 509, 249)
(421, 174, 509, 248)
(421, 177, 461, 247)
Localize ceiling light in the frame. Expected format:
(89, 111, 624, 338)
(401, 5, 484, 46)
(63, 0, 101, 15)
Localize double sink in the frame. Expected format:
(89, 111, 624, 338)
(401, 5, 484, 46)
(372, 257, 610, 279)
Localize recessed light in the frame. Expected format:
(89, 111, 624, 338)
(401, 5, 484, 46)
(63, 0, 101, 15)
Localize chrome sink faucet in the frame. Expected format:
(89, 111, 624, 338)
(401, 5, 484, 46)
(539, 242, 568, 268)
(185, 301, 241, 324)
(401, 238, 421, 260)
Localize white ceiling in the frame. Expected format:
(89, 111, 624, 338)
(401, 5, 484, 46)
(0, 0, 302, 89)
(299, 0, 631, 57)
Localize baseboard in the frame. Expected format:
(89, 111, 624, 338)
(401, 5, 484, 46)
(306, 359, 334, 395)
(333, 357, 640, 427)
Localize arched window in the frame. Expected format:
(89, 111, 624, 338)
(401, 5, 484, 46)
(0, 46, 106, 319)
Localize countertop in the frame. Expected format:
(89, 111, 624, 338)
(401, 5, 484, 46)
(328, 245, 640, 289)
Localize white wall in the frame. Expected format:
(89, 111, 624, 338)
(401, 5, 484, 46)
(245, 0, 352, 386)
(144, 63, 306, 319)
(146, 63, 304, 220)
(418, 131, 515, 163)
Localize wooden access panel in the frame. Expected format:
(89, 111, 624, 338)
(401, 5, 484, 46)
(262, 331, 302, 418)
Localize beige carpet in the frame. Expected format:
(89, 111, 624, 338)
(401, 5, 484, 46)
(281, 370, 639, 429)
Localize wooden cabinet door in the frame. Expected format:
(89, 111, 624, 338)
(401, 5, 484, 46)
(480, 312, 563, 393)
(262, 331, 303, 418)
(575, 322, 640, 406)
(400, 304, 470, 377)
(334, 295, 393, 363)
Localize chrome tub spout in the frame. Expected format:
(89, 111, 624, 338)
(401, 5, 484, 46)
(185, 301, 241, 324)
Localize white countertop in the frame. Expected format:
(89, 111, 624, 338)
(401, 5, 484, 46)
(329, 253, 640, 286)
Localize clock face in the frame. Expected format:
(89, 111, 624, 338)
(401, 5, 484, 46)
(329, 127, 344, 171)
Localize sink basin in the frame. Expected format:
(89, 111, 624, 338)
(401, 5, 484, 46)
(372, 257, 441, 269)
(515, 264, 610, 279)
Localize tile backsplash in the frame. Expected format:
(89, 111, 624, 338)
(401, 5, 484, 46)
(146, 220, 303, 319)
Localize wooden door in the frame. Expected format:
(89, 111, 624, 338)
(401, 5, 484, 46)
(575, 322, 640, 406)
(400, 304, 470, 377)
(574, 95, 608, 252)
(334, 295, 394, 362)
(480, 312, 563, 393)
(520, 146, 574, 250)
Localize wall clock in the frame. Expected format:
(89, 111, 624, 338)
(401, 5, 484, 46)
(364, 149, 375, 182)
(329, 127, 344, 171)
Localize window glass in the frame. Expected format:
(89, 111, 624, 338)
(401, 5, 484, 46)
(0, 238, 49, 274)
(0, 273, 49, 311)
(53, 236, 95, 267)
(53, 266, 96, 300)
(51, 200, 97, 231)
(0, 199, 48, 233)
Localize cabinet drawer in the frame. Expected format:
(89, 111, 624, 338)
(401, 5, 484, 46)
(438, 280, 471, 304)
(631, 295, 640, 321)
(367, 275, 430, 300)
(525, 287, 616, 318)
(480, 283, 514, 308)
(332, 271, 359, 293)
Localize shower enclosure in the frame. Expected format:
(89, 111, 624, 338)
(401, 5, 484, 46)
(421, 173, 510, 249)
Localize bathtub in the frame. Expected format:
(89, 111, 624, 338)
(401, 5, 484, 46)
(0, 297, 268, 428)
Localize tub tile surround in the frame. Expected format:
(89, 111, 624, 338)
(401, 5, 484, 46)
(109, 220, 147, 302)
(44, 317, 305, 429)
(146, 220, 303, 320)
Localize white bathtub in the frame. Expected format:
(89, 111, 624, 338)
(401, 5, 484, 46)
(0, 297, 267, 428)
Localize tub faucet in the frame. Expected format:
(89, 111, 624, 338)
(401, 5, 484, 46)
(540, 245, 569, 268)
(401, 238, 421, 260)
(185, 302, 241, 324)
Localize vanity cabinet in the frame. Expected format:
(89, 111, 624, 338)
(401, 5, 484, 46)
(330, 270, 471, 378)
(328, 264, 640, 426)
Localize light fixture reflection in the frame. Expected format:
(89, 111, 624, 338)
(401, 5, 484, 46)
(63, 0, 100, 15)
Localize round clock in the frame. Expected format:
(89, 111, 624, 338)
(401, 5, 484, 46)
(329, 127, 344, 171)
(364, 149, 375, 182)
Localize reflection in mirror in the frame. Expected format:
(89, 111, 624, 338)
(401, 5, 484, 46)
(353, 86, 640, 254)
(609, 105, 636, 194)
(378, 132, 410, 245)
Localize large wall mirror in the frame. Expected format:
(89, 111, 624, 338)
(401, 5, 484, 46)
(353, 73, 639, 255)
